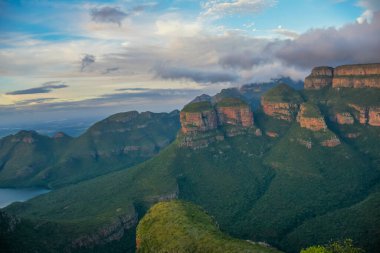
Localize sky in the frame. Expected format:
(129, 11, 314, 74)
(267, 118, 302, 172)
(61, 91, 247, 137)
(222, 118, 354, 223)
(0, 0, 380, 126)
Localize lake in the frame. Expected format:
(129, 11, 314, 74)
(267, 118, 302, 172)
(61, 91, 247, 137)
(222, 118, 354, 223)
(0, 188, 50, 208)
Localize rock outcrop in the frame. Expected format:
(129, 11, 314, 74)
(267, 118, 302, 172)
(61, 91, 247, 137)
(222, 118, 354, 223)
(349, 104, 380, 126)
(180, 99, 254, 134)
(320, 137, 341, 147)
(297, 103, 327, 131)
(261, 99, 299, 121)
(216, 98, 254, 127)
(180, 109, 218, 134)
(179, 98, 256, 148)
(261, 84, 303, 121)
(72, 211, 138, 248)
(305, 63, 380, 89)
(304, 66, 334, 89)
(335, 112, 354, 125)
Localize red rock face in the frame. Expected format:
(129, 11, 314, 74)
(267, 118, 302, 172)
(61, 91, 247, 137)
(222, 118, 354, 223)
(180, 110, 218, 134)
(266, 131, 279, 138)
(349, 104, 380, 126)
(332, 76, 380, 88)
(335, 112, 354, 125)
(305, 63, 380, 89)
(320, 137, 341, 147)
(349, 104, 368, 124)
(216, 106, 254, 127)
(369, 108, 380, 126)
(297, 105, 327, 131)
(304, 66, 334, 90)
(334, 64, 380, 76)
(261, 98, 298, 121)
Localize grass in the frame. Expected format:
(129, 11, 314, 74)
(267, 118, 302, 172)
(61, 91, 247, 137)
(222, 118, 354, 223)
(262, 84, 304, 103)
(182, 101, 213, 112)
(136, 200, 282, 253)
(216, 97, 248, 107)
(300, 102, 323, 118)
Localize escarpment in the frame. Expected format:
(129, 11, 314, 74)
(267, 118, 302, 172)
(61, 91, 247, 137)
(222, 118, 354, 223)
(261, 84, 303, 121)
(305, 63, 380, 89)
(179, 98, 256, 148)
(349, 104, 380, 126)
(296, 103, 327, 131)
(180, 102, 218, 134)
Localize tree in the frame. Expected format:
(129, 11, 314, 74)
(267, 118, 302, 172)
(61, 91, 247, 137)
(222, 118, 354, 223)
(300, 239, 365, 253)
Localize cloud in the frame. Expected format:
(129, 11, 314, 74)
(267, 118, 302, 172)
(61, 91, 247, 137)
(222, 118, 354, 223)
(274, 11, 380, 68)
(6, 81, 68, 95)
(80, 54, 96, 72)
(202, 0, 277, 18)
(219, 50, 267, 70)
(356, 0, 380, 23)
(14, 98, 57, 106)
(103, 67, 119, 74)
(155, 65, 239, 83)
(90, 6, 128, 26)
(273, 26, 299, 39)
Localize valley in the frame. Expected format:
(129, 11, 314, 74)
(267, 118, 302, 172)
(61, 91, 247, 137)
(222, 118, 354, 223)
(1, 63, 379, 253)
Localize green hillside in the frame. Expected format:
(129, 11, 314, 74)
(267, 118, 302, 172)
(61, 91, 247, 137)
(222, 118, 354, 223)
(262, 83, 303, 103)
(136, 201, 282, 253)
(2, 84, 380, 253)
(0, 110, 180, 188)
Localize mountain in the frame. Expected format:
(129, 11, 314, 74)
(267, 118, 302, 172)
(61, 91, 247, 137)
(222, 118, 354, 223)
(0, 110, 180, 188)
(1, 63, 380, 253)
(136, 201, 282, 253)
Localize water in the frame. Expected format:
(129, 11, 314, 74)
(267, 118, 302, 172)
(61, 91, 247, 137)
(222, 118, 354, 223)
(0, 188, 50, 208)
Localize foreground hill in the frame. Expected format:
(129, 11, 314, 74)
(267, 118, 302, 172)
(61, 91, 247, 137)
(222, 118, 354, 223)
(0, 110, 180, 188)
(136, 201, 282, 253)
(2, 64, 380, 252)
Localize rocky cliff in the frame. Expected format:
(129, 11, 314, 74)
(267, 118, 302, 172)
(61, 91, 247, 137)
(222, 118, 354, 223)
(179, 98, 256, 148)
(216, 98, 254, 127)
(296, 103, 327, 131)
(262, 99, 299, 121)
(304, 66, 334, 89)
(349, 104, 380, 126)
(261, 84, 303, 121)
(305, 63, 380, 89)
(180, 102, 218, 134)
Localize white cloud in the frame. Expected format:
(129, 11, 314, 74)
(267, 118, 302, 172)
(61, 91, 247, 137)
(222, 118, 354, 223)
(356, 0, 380, 23)
(155, 19, 202, 37)
(201, 0, 277, 18)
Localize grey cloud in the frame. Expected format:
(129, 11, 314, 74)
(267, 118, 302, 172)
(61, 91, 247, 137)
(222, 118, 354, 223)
(90, 7, 128, 26)
(219, 51, 267, 70)
(6, 82, 68, 95)
(14, 98, 57, 106)
(81, 54, 95, 72)
(103, 67, 119, 74)
(115, 88, 151, 91)
(155, 65, 239, 84)
(274, 11, 380, 69)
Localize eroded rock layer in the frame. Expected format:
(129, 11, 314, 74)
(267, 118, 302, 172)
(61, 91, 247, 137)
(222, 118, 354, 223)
(297, 104, 327, 131)
(305, 63, 380, 89)
(261, 99, 299, 121)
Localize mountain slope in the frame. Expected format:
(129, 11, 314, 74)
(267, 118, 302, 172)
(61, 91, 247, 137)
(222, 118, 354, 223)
(136, 201, 282, 253)
(2, 64, 380, 252)
(0, 110, 180, 188)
